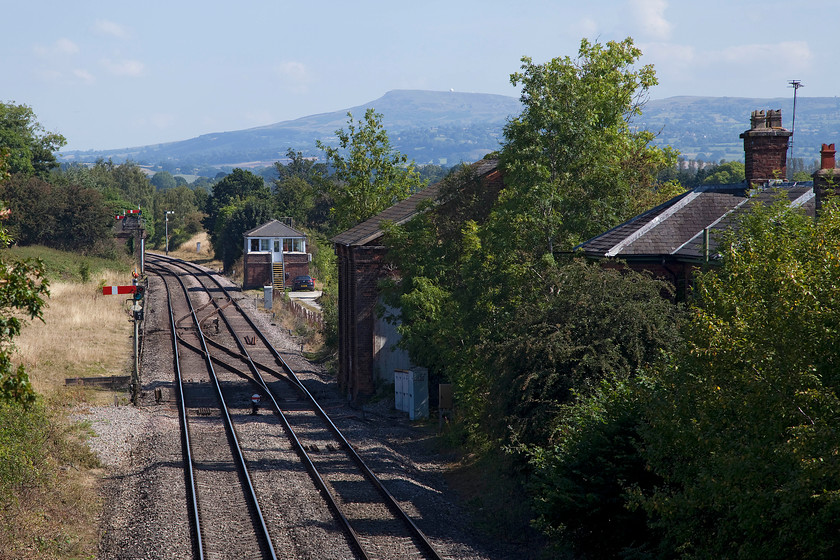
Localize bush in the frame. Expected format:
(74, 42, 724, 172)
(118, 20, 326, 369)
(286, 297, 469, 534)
(528, 380, 663, 559)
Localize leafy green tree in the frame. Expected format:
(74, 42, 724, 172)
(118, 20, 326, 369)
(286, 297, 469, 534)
(58, 160, 154, 212)
(275, 148, 326, 184)
(380, 163, 503, 386)
(490, 259, 683, 446)
(193, 176, 216, 190)
(203, 169, 268, 232)
(702, 160, 745, 185)
(384, 39, 679, 447)
(272, 149, 332, 230)
(0, 102, 66, 178)
(317, 109, 425, 232)
(0, 173, 113, 253)
(217, 196, 276, 270)
(202, 168, 271, 262)
(110, 161, 155, 211)
(380, 40, 688, 557)
(0, 151, 48, 405)
(0, 174, 56, 245)
(640, 196, 840, 559)
(528, 379, 664, 559)
(274, 175, 315, 228)
(150, 170, 177, 190)
(52, 182, 114, 253)
(499, 38, 677, 255)
(416, 164, 449, 184)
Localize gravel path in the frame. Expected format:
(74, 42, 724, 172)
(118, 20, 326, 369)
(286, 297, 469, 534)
(83, 268, 536, 560)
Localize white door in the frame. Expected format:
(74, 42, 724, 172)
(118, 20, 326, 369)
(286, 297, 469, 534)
(272, 239, 282, 263)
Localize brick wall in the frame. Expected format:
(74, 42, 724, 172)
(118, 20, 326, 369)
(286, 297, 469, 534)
(283, 253, 310, 287)
(336, 243, 387, 400)
(243, 253, 271, 289)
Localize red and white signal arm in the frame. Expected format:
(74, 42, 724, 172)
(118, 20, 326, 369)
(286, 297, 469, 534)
(251, 394, 261, 404)
(102, 285, 137, 295)
(115, 215, 124, 220)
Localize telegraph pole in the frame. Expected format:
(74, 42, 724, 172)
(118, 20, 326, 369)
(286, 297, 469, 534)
(788, 79, 804, 180)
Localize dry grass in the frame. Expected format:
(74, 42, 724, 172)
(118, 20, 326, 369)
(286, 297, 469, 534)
(15, 269, 135, 399)
(159, 231, 222, 269)
(273, 300, 323, 354)
(0, 261, 128, 560)
(0, 415, 102, 560)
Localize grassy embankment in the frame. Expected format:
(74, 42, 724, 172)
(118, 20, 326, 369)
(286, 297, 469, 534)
(0, 244, 135, 559)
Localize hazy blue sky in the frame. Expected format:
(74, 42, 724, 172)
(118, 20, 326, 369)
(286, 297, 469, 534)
(1, 0, 829, 151)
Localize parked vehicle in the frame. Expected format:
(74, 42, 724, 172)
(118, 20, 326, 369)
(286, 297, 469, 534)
(292, 275, 315, 291)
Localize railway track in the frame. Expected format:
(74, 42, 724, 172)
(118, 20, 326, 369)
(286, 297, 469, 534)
(147, 254, 445, 560)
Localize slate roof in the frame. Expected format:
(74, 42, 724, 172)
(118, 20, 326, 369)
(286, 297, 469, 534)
(243, 219, 306, 238)
(576, 182, 815, 262)
(332, 158, 500, 247)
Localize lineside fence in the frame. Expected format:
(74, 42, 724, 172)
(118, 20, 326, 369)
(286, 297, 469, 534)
(281, 296, 324, 329)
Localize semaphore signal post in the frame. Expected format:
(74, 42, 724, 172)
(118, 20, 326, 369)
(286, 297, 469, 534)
(102, 271, 145, 404)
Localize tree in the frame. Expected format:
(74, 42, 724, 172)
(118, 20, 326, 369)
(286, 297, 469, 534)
(54, 184, 114, 253)
(380, 163, 502, 386)
(0, 151, 48, 405)
(489, 260, 683, 446)
(273, 149, 325, 229)
(274, 176, 315, 228)
(0, 173, 114, 253)
(216, 196, 276, 270)
(0, 174, 56, 245)
(0, 102, 66, 178)
(383, 39, 680, 445)
(150, 170, 177, 191)
(58, 160, 155, 212)
(640, 196, 840, 559)
(202, 168, 271, 262)
(702, 160, 745, 185)
(378, 40, 688, 555)
(499, 38, 677, 256)
(528, 379, 664, 559)
(317, 109, 425, 232)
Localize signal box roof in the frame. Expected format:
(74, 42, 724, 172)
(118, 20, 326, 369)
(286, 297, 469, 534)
(243, 219, 305, 239)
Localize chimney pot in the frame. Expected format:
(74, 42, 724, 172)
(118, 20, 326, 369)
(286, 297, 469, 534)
(821, 143, 836, 169)
(768, 109, 783, 128)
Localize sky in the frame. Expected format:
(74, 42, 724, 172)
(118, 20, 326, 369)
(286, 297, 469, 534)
(1, 0, 833, 151)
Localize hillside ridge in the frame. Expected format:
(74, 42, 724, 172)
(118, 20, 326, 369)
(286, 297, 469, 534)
(58, 90, 840, 173)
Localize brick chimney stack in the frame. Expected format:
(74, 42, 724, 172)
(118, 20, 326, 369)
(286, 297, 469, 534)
(740, 109, 792, 186)
(820, 143, 836, 169)
(813, 143, 839, 213)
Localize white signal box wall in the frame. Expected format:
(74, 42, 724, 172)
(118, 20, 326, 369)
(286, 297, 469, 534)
(394, 368, 429, 420)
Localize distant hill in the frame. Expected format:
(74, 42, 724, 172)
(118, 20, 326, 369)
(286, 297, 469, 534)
(58, 90, 840, 176)
(58, 90, 522, 173)
(641, 95, 840, 163)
